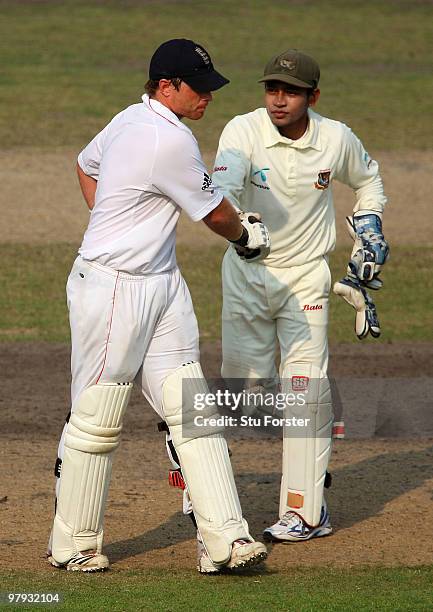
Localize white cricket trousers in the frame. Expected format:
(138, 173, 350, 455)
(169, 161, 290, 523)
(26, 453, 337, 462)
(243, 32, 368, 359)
(221, 247, 331, 379)
(57, 256, 199, 462)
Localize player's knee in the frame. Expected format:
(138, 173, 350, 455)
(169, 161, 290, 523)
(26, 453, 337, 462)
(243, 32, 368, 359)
(65, 383, 133, 454)
(162, 362, 223, 446)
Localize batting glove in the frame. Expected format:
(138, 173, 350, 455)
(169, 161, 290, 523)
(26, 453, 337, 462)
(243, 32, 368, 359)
(230, 212, 271, 262)
(346, 212, 389, 290)
(333, 275, 381, 339)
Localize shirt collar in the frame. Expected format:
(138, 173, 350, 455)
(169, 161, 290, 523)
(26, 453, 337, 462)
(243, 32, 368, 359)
(262, 108, 322, 151)
(141, 93, 185, 129)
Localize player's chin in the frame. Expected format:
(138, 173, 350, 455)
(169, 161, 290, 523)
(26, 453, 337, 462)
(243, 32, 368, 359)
(270, 116, 291, 127)
(189, 107, 207, 120)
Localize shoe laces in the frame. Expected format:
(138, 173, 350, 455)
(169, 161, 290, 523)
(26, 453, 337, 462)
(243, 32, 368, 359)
(232, 539, 251, 547)
(279, 511, 304, 528)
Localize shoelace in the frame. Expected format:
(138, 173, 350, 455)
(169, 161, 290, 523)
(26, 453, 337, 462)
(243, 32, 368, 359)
(279, 512, 303, 528)
(233, 539, 251, 546)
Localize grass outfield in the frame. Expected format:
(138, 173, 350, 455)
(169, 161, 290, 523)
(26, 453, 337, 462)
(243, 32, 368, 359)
(1, 0, 433, 151)
(0, 244, 431, 343)
(1, 566, 432, 611)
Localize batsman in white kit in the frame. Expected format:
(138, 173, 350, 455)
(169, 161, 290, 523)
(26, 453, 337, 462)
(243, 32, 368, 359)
(211, 50, 389, 542)
(47, 39, 269, 573)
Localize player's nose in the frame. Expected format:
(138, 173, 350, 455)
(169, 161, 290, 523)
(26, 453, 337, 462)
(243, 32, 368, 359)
(274, 91, 286, 105)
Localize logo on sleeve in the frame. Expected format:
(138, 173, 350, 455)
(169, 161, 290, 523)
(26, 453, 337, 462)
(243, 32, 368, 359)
(213, 166, 227, 172)
(314, 169, 331, 190)
(202, 172, 214, 193)
(364, 152, 373, 169)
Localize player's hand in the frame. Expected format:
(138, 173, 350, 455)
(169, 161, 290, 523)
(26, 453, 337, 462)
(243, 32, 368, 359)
(346, 212, 389, 290)
(333, 275, 381, 339)
(231, 212, 271, 263)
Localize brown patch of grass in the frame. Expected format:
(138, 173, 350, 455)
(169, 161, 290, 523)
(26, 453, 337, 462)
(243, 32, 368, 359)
(1, 148, 431, 248)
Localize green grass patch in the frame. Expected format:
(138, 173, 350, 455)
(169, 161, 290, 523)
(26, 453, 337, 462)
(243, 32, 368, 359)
(0, 243, 431, 344)
(0, 566, 432, 611)
(0, 0, 432, 150)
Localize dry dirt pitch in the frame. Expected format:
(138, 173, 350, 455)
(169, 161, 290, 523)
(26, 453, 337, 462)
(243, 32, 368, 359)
(0, 150, 432, 573)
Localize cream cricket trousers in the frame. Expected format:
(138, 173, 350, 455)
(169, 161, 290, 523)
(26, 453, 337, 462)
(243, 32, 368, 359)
(221, 247, 331, 381)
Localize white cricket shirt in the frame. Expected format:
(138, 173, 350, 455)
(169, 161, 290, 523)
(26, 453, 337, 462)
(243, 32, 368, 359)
(213, 108, 387, 268)
(77, 94, 222, 274)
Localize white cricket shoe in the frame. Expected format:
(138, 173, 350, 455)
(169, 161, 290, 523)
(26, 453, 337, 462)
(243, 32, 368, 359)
(263, 503, 332, 543)
(48, 550, 109, 572)
(197, 537, 267, 574)
(225, 539, 268, 569)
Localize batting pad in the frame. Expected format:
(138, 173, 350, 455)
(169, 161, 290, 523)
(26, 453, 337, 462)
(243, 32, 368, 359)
(52, 382, 132, 564)
(162, 362, 250, 565)
(279, 363, 333, 526)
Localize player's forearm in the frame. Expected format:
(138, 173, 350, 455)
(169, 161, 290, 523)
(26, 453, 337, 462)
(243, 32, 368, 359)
(352, 175, 387, 216)
(76, 162, 97, 210)
(202, 197, 243, 241)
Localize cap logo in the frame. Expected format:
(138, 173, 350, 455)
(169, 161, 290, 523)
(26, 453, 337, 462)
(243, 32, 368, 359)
(195, 46, 210, 65)
(280, 59, 296, 71)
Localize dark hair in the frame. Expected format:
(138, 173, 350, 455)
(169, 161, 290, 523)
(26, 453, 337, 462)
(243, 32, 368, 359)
(144, 78, 182, 97)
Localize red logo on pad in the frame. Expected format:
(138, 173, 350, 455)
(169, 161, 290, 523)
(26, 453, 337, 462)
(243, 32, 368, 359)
(291, 376, 309, 391)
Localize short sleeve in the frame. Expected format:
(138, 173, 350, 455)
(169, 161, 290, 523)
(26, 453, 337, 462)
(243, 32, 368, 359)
(334, 126, 387, 214)
(212, 117, 252, 210)
(152, 130, 223, 221)
(77, 123, 110, 180)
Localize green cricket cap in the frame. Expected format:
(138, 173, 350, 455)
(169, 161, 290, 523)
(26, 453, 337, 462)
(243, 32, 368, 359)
(259, 49, 320, 89)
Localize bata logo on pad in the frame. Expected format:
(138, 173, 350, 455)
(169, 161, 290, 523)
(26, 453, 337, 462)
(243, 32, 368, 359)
(292, 376, 309, 391)
(303, 304, 323, 311)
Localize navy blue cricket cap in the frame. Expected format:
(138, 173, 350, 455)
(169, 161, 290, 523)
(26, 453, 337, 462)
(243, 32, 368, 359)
(149, 39, 229, 92)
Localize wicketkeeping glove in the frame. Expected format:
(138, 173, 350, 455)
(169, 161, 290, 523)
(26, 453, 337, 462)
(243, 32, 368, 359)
(346, 212, 389, 290)
(230, 212, 271, 262)
(333, 275, 381, 339)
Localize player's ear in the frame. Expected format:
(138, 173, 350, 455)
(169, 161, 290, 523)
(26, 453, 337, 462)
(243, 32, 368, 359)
(158, 79, 173, 98)
(308, 88, 320, 107)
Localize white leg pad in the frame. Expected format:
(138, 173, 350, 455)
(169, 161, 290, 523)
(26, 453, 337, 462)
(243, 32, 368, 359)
(279, 363, 333, 526)
(162, 362, 250, 565)
(52, 383, 132, 564)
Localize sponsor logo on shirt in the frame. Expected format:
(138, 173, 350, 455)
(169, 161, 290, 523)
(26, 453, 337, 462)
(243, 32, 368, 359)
(214, 166, 227, 172)
(314, 169, 331, 190)
(364, 152, 373, 169)
(292, 376, 309, 391)
(201, 172, 214, 193)
(251, 167, 270, 190)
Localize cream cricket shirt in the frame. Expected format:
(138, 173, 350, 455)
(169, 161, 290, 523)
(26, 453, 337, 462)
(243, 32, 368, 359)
(77, 94, 222, 275)
(213, 108, 387, 268)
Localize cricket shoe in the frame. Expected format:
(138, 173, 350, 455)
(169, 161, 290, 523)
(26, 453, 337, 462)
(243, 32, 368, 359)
(263, 503, 332, 543)
(197, 537, 267, 574)
(47, 550, 109, 572)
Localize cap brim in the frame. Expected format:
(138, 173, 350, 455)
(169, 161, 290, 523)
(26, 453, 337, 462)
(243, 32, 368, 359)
(258, 73, 313, 89)
(183, 69, 229, 92)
